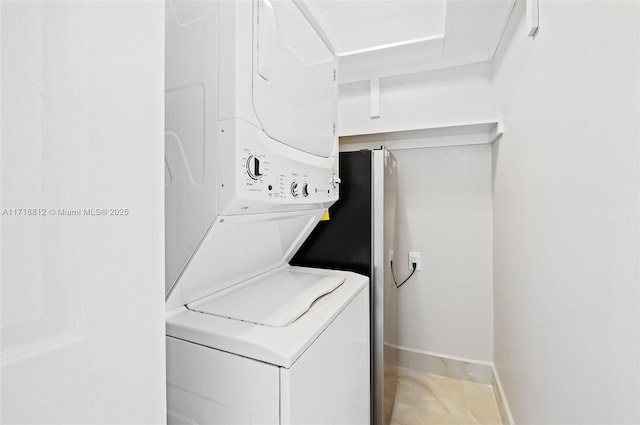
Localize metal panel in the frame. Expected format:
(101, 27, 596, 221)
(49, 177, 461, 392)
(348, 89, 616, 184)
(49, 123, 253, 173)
(373, 148, 399, 425)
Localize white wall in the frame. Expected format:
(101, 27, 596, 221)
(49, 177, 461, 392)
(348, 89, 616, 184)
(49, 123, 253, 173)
(491, 1, 640, 423)
(1, 2, 166, 423)
(393, 145, 493, 362)
(339, 61, 494, 136)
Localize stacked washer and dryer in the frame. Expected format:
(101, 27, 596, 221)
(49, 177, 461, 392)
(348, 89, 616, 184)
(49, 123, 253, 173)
(164, 0, 370, 424)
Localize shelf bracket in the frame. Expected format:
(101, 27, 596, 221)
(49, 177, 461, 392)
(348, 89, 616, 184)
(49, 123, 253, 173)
(370, 78, 380, 119)
(489, 122, 504, 143)
(526, 0, 539, 37)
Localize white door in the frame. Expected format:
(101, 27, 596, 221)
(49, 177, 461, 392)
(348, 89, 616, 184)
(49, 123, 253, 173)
(1, 2, 166, 423)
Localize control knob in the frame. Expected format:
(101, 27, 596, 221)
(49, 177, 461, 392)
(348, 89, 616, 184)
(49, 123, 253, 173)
(291, 182, 299, 197)
(246, 155, 262, 180)
(302, 183, 309, 197)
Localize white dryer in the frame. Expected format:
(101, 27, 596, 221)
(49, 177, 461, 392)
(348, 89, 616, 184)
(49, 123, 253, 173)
(164, 1, 370, 424)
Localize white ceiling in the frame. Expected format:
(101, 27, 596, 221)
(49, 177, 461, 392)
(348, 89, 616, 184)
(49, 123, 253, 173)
(309, 0, 447, 55)
(305, 0, 517, 83)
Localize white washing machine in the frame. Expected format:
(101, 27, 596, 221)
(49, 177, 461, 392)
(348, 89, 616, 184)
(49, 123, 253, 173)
(166, 265, 369, 424)
(164, 0, 370, 424)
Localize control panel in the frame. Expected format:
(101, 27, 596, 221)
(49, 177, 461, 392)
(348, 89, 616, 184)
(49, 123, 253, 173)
(218, 120, 339, 215)
(239, 148, 338, 203)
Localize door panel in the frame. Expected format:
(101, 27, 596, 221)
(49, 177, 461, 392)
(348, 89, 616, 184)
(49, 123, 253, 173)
(1, 2, 166, 423)
(253, 0, 337, 158)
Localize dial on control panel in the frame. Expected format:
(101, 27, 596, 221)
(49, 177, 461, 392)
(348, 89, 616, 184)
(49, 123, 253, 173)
(291, 182, 309, 198)
(246, 155, 262, 180)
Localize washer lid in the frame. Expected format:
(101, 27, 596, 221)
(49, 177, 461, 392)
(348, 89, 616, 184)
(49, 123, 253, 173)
(188, 269, 345, 327)
(166, 267, 369, 368)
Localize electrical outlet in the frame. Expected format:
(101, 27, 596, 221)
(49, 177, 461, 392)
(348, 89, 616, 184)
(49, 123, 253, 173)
(408, 252, 422, 271)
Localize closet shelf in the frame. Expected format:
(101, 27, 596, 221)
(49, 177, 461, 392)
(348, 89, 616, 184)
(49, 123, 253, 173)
(339, 120, 503, 152)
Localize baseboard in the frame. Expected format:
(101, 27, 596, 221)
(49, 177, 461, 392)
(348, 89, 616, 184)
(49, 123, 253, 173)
(492, 365, 516, 425)
(394, 345, 494, 385)
(393, 346, 515, 424)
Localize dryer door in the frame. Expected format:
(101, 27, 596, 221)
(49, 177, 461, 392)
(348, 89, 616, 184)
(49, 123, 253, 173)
(253, 0, 337, 158)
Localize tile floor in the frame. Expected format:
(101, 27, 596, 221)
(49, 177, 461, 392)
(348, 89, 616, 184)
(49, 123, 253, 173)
(390, 367, 502, 425)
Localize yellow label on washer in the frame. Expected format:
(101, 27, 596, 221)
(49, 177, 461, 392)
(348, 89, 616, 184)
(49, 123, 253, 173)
(320, 210, 330, 221)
